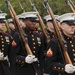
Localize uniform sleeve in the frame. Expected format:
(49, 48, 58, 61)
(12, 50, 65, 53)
(44, 39, 65, 74)
(11, 32, 26, 66)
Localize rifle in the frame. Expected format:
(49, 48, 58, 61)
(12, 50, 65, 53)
(5, 21, 11, 34)
(44, 0, 72, 64)
(65, 0, 75, 13)
(19, 1, 25, 13)
(29, 0, 50, 42)
(5, 0, 33, 55)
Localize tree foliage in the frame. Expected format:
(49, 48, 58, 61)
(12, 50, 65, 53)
(0, 0, 75, 18)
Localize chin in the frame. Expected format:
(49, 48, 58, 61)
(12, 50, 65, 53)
(70, 32, 74, 35)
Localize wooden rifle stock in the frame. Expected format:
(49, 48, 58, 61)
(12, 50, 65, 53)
(44, 0, 72, 64)
(5, 0, 33, 55)
(65, 0, 75, 13)
(5, 21, 11, 34)
(37, 13, 50, 42)
(29, 0, 50, 42)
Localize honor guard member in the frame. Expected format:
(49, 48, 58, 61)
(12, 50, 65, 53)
(43, 15, 59, 73)
(44, 15, 59, 39)
(7, 19, 16, 37)
(44, 13, 75, 75)
(11, 12, 44, 75)
(18, 14, 26, 29)
(0, 13, 12, 75)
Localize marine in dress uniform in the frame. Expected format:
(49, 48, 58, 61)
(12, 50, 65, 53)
(44, 13, 75, 75)
(44, 15, 59, 39)
(18, 14, 26, 29)
(7, 19, 16, 37)
(11, 12, 44, 75)
(43, 15, 59, 75)
(0, 13, 12, 75)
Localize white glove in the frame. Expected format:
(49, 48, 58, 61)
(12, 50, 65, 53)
(65, 64, 75, 73)
(0, 52, 4, 60)
(25, 55, 37, 64)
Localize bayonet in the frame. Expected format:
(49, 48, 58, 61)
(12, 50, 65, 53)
(19, 2, 25, 13)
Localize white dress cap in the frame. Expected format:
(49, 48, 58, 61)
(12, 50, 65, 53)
(44, 15, 59, 21)
(20, 12, 38, 19)
(0, 13, 7, 19)
(17, 14, 25, 19)
(7, 18, 13, 22)
(58, 13, 75, 23)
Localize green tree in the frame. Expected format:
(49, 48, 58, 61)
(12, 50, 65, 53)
(0, 0, 75, 18)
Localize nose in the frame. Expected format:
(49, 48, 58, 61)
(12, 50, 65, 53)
(71, 26, 75, 30)
(33, 22, 36, 25)
(71, 25, 75, 28)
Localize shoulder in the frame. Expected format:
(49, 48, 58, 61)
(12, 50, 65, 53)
(4, 33, 12, 39)
(47, 37, 59, 50)
(49, 38, 58, 44)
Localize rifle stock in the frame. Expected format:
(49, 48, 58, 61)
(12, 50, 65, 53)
(44, 0, 72, 64)
(29, 0, 50, 42)
(65, 0, 75, 13)
(5, 0, 33, 55)
(5, 21, 11, 34)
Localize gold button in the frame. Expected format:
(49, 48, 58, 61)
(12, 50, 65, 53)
(2, 45, 4, 47)
(74, 58, 75, 61)
(33, 43, 35, 45)
(71, 45, 74, 47)
(72, 49, 75, 52)
(1, 38, 3, 40)
(32, 35, 34, 37)
(58, 67, 60, 69)
(33, 51, 35, 53)
(38, 42, 41, 44)
(70, 41, 72, 43)
(2, 48, 4, 50)
(19, 60, 21, 62)
(0, 36, 2, 37)
(33, 47, 35, 49)
(62, 68, 64, 70)
(2, 41, 4, 43)
(32, 39, 34, 41)
(73, 54, 75, 56)
(22, 61, 24, 63)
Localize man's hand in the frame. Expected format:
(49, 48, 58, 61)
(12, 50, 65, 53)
(65, 64, 75, 73)
(25, 55, 37, 64)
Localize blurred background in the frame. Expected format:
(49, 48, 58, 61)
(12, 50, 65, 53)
(0, 0, 75, 18)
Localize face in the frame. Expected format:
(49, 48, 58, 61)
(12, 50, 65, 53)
(8, 23, 15, 30)
(25, 20, 37, 31)
(60, 23, 75, 36)
(19, 19, 26, 28)
(35, 22, 40, 30)
(46, 21, 54, 33)
(0, 22, 5, 31)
